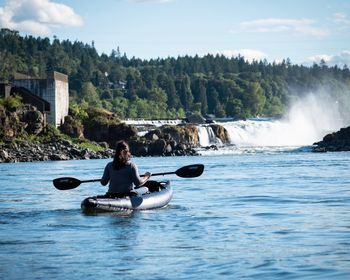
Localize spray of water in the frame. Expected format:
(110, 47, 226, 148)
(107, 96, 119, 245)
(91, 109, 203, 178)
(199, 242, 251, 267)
(221, 92, 348, 147)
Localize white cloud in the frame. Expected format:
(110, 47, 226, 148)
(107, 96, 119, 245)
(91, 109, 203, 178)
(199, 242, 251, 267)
(307, 51, 350, 67)
(239, 18, 329, 38)
(332, 13, 350, 27)
(0, 0, 83, 35)
(220, 49, 267, 62)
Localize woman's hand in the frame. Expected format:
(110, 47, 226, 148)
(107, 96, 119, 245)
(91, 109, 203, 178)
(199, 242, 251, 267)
(139, 171, 152, 186)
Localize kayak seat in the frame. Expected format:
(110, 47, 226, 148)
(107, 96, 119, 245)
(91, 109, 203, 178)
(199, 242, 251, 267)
(144, 180, 163, 192)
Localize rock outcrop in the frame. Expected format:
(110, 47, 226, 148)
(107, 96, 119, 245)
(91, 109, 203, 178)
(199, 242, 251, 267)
(312, 126, 350, 152)
(209, 124, 230, 144)
(129, 124, 200, 156)
(0, 104, 45, 138)
(0, 104, 218, 162)
(81, 108, 138, 149)
(60, 115, 84, 138)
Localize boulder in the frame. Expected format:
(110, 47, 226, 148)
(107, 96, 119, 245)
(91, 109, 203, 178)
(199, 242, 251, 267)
(313, 126, 350, 152)
(186, 113, 206, 124)
(22, 109, 44, 135)
(144, 129, 162, 141)
(98, 142, 109, 149)
(162, 126, 181, 143)
(60, 115, 84, 138)
(209, 124, 230, 143)
(49, 153, 70, 161)
(107, 123, 138, 148)
(181, 124, 200, 146)
(148, 139, 167, 156)
(129, 140, 149, 157)
(0, 104, 45, 138)
(0, 149, 9, 161)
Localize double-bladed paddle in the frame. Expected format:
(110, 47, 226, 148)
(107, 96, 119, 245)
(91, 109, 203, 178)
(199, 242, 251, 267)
(53, 164, 204, 190)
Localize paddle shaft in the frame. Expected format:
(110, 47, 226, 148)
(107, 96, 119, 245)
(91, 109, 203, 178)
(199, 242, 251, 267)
(59, 173, 172, 187)
(81, 179, 101, 183)
(58, 173, 172, 187)
(141, 171, 175, 177)
(79, 172, 173, 182)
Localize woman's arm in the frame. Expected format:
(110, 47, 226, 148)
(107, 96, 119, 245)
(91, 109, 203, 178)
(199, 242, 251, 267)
(100, 163, 110, 186)
(131, 163, 151, 187)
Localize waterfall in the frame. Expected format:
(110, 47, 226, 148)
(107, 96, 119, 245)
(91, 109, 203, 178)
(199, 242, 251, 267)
(125, 92, 347, 151)
(221, 119, 303, 146)
(220, 93, 346, 147)
(220, 117, 342, 147)
(198, 126, 223, 147)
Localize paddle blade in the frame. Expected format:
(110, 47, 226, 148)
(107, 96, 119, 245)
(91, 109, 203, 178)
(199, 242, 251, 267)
(53, 177, 81, 190)
(175, 164, 204, 178)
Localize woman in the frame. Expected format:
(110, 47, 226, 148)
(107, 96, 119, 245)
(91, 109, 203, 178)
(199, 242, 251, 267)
(101, 140, 151, 197)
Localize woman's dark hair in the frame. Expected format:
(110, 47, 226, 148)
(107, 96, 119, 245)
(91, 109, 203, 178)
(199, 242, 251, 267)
(113, 140, 130, 170)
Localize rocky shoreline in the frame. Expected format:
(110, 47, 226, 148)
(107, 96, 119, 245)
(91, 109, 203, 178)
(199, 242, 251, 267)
(3, 102, 349, 162)
(0, 138, 200, 163)
(0, 140, 114, 163)
(0, 104, 204, 163)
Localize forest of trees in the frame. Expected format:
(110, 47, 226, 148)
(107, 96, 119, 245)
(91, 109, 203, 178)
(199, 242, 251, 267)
(1, 28, 350, 120)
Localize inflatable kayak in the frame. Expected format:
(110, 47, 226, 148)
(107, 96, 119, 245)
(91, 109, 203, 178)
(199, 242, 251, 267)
(81, 180, 172, 212)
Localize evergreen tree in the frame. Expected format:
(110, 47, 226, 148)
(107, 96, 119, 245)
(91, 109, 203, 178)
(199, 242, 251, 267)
(1, 28, 350, 120)
(191, 78, 208, 114)
(175, 75, 193, 110)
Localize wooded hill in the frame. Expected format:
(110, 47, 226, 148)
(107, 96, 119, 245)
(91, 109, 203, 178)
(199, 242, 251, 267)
(1, 28, 350, 120)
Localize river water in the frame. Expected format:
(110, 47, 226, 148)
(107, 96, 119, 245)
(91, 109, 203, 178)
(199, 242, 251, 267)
(1, 150, 350, 279)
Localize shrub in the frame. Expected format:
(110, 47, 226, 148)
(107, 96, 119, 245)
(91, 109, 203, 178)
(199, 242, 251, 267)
(0, 95, 22, 111)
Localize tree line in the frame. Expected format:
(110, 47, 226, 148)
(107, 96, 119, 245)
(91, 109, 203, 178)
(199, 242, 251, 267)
(1, 28, 350, 120)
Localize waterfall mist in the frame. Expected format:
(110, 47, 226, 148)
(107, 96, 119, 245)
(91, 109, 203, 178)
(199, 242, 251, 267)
(222, 91, 349, 147)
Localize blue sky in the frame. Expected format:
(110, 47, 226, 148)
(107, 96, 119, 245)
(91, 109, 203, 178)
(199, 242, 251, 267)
(1, 0, 350, 66)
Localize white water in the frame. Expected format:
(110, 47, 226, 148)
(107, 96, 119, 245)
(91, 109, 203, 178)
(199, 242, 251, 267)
(125, 119, 184, 127)
(201, 93, 346, 148)
(198, 126, 222, 147)
(125, 93, 348, 153)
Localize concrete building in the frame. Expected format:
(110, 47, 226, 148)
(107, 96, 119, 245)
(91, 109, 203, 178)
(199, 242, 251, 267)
(13, 71, 69, 127)
(0, 82, 11, 98)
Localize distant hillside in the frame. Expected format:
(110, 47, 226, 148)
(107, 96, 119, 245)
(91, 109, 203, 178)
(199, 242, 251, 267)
(1, 28, 350, 120)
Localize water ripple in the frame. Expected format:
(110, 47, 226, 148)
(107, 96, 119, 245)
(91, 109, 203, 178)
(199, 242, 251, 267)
(1, 154, 350, 279)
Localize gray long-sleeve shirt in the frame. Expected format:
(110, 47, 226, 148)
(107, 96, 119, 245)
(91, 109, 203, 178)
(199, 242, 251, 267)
(101, 161, 143, 194)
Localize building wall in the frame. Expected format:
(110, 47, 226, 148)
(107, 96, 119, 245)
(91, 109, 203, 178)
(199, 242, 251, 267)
(0, 83, 12, 98)
(13, 71, 69, 127)
(53, 74, 69, 126)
